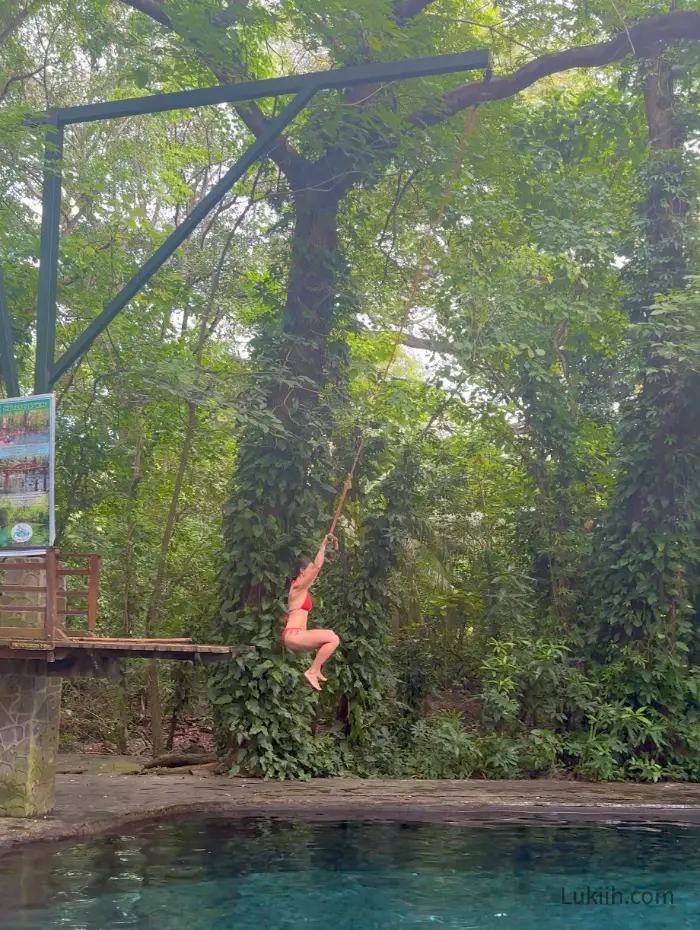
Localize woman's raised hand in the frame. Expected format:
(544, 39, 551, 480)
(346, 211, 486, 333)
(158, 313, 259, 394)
(325, 533, 339, 550)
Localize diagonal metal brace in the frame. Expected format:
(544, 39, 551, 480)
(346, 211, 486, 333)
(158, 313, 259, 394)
(51, 85, 319, 385)
(0, 261, 20, 397)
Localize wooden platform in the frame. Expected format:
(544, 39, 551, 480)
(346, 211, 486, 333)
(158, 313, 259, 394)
(0, 636, 252, 677)
(0, 550, 252, 676)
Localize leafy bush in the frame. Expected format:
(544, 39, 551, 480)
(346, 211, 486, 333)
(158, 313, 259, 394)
(403, 712, 481, 779)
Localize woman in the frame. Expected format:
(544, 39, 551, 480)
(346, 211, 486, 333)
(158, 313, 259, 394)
(282, 533, 340, 691)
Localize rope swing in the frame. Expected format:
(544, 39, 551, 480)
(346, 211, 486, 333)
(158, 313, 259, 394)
(329, 104, 481, 534)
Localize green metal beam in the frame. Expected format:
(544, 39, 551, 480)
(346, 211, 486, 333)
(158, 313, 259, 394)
(32, 49, 490, 393)
(53, 51, 489, 125)
(0, 260, 20, 398)
(50, 86, 319, 385)
(34, 120, 64, 395)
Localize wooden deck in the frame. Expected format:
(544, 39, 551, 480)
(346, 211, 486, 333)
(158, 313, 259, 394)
(0, 550, 252, 675)
(0, 636, 251, 676)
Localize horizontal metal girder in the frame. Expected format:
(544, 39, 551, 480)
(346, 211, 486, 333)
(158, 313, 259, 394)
(51, 50, 489, 125)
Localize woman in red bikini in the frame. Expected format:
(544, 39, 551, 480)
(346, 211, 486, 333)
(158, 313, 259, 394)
(282, 533, 340, 691)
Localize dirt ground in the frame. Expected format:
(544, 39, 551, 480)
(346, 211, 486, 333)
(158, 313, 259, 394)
(3, 754, 700, 854)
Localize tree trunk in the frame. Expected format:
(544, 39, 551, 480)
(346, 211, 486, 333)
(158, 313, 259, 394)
(627, 48, 689, 320)
(123, 425, 143, 637)
(213, 183, 348, 775)
(270, 185, 343, 411)
(114, 422, 144, 755)
(596, 46, 696, 656)
(624, 49, 689, 527)
(145, 402, 197, 757)
(143, 213, 237, 757)
(233, 186, 343, 610)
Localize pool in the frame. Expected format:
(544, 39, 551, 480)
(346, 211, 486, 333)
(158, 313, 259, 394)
(0, 819, 697, 929)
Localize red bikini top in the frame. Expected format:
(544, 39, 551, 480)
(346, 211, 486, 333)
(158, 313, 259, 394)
(290, 582, 312, 612)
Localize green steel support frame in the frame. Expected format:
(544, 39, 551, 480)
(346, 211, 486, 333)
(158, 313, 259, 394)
(0, 261, 19, 397)
(23, 50, 488, 395)
(34, 119, 64, 395)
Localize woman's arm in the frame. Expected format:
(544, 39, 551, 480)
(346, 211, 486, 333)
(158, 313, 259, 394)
(313, 534, 337, 569)
(295, 535, 338, 590)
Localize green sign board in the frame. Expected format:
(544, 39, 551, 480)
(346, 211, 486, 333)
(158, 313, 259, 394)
(0, 394, 55, 554)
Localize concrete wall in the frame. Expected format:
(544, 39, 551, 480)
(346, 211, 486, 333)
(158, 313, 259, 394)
(0, 661, 61, 816)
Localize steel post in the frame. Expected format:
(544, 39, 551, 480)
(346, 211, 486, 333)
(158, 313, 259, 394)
(0, 261, 20, 397)
(34, 120, 64, 395)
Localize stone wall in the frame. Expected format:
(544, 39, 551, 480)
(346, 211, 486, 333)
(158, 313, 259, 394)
(0, 660, 61, 816)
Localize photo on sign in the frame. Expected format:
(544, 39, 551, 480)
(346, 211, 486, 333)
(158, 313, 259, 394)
(0, 399, 52, 549)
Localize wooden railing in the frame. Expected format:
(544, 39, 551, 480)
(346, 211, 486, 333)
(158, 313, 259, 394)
(0, 549, 100, 645)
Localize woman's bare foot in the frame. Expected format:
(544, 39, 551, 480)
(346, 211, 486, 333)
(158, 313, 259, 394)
(317, 672, 327, 682)
(304, 669, 322, 691)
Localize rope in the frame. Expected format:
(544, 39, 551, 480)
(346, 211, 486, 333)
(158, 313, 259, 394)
(329, 104, 481, 534)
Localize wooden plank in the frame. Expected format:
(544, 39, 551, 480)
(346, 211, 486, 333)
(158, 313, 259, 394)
(0, 646, 51, 660)
(0, 627, 46, 639)
(62, 589, 89, 598)
(0, 604, 46, 613)
(57, 608, 89, 615)
(56, 568, 90, 576)
(88, 554, 100, 631)
(0, 641, 250, 665)
(0, 585, 47, 593)
(65, 635, 194, 643)
(63, 639, 232, 654)
(10, 640, 53, 651)
(0, 561, 47, 571)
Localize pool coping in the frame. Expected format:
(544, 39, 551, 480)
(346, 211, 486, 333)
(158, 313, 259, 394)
(4, 767, 700, 854)
(4, 802, 700, 857)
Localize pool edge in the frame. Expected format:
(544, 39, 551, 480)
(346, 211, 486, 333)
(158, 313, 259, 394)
(4, 798, 700, 856)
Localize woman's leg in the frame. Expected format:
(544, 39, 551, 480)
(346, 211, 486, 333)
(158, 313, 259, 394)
(284, 629, 340, 690)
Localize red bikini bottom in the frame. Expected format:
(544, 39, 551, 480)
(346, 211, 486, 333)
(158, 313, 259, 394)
(282, 627, 302, 643)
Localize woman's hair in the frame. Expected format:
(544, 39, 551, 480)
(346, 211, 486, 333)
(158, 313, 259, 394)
(289, 556, 312, 587)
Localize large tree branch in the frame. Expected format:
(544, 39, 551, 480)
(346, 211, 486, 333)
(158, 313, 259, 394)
(0, 7, 31, 46)
(119, 0, 249, 29)
(120, 0, 171, 27)
(394, 0, 439, 26)
(0, 64, 44, 103)
(304, 9, 700, 198)
(343, 0, 438, 103)
(118, 0, 308, 180)
(408, 10, 700, 129)
(397, 332, 455, 355)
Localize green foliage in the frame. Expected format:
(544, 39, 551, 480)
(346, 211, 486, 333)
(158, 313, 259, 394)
(403, 713, 481, 779)
(591, 284, 700, 654)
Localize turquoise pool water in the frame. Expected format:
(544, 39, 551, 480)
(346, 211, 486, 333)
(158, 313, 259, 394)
(0, 819, 698, 929)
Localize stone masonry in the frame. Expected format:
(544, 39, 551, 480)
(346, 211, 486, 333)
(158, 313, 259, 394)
(0, 660, 61, 816)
